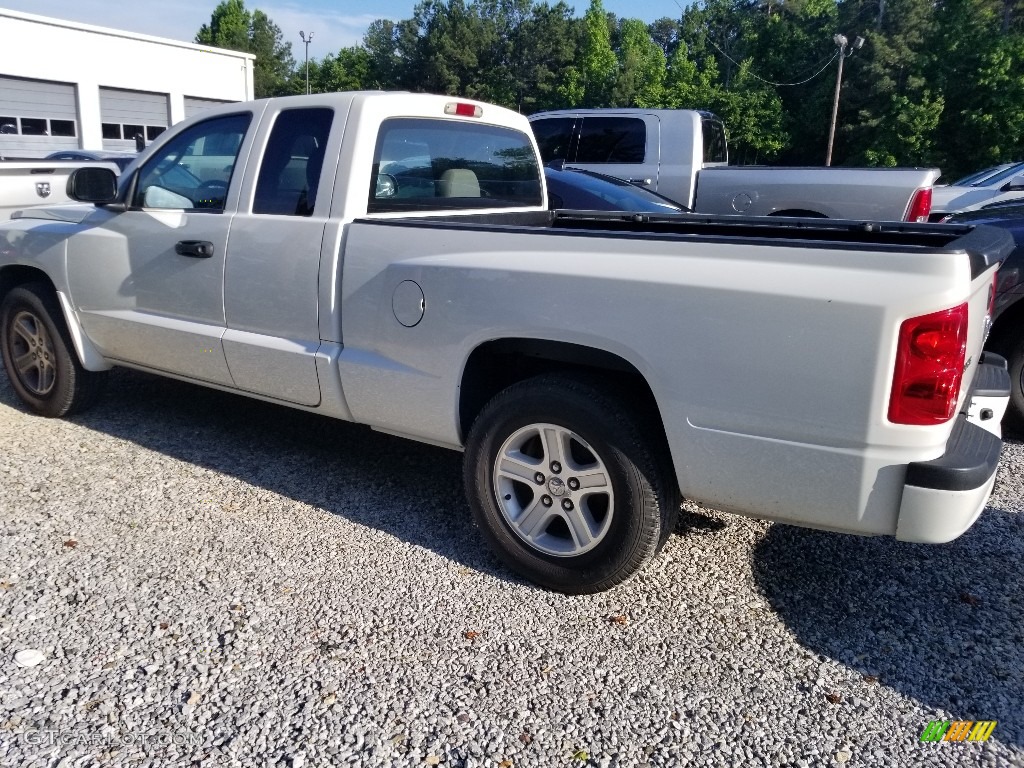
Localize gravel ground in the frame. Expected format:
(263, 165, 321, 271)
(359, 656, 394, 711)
(0, 368, 1022, 768)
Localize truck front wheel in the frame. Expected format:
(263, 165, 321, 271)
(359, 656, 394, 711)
(463, 374, 676, 594)
(0, 284, 106, 417)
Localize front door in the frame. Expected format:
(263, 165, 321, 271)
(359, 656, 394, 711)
(67, 112, 254, 385)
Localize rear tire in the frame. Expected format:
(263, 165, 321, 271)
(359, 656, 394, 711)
(0, 283, 106, 417)
(463, 374, 677, 594)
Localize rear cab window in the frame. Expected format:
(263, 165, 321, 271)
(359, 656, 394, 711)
(368, 118, 542, 213)
(701, 117, 728, 165)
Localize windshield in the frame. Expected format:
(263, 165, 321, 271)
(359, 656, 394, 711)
(970, 162, 1024, 187)
(546, 168, 685, 213)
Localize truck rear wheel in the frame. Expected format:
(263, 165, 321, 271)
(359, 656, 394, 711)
(0, 283, 106, 417)
(463, 374, 676, 594)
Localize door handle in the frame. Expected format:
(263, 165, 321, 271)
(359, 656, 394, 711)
(626, 178, 652, 186)
(175, 240, 214, 258)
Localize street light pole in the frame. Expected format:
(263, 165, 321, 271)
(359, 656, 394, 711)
(825, 33, 864, 166)
(300, 30, 314, 95)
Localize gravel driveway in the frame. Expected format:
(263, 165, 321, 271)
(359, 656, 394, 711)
(1, 369, 1022, 767)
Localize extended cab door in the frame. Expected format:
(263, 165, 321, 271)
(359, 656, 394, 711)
(531, 114, 660, 191)
(66, 111, 256, 385)
(220, 106, 337, 406)
(572, 115, 660, 191)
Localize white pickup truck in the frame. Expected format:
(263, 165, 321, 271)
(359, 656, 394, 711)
(530, 109, 940, 221)
(0, 159, 124, 221)
(0, 92, 1012, 594)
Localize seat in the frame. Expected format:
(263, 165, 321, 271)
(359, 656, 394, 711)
(298, 141, 326, 215)
(438, 168, 480, 197)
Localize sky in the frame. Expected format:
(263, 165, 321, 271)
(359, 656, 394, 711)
(7, 1, 686, 59)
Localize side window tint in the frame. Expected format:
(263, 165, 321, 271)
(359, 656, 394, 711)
(531, 118, 576, 163)
(133, 113, 251, 211)
(253, 108, 333, 216)
(576, 117, 646, 163)
(702, 118, 728, 164)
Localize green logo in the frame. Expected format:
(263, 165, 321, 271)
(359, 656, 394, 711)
(920, 720, 997, 742)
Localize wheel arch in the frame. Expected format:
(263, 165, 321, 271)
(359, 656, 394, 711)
(987, 296, 1024, 355)
(458, 337, 675, 479)
(0, 265, 110, 371)
(0, 264, 56, 302)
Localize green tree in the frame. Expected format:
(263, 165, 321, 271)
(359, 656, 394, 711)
(663, 41, 720, 109)
(612, 19, 666, 107)
(709, 60, 788, 163)
(289, 47, 372, 94)
(196, 0, 295, 98)
(930, 0, 1024, 176)
(577, 0, 617, 106)
(473, 0, 579, 112)
(363, 20, 405, 89)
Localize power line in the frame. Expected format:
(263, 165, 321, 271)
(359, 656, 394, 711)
(669, 0, 839, 88)
(699, 32, 839, 87)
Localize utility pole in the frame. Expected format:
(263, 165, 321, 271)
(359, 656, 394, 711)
(825, 33, 865, 167)
(300, 30, 314, 95)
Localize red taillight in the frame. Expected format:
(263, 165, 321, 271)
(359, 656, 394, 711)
(444, 102, 482, 118)
(905, 187, 932, 222)
(888, 303, 968, 425)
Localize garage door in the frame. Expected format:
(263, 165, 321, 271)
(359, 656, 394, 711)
(0, 76, 78, 158)
(185, 96, 232, 119)
(99, 87, 169, 151)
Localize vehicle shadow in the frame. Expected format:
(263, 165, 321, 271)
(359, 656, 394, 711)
(750, 466, 1024, 748)
(0, 367, 518, 585)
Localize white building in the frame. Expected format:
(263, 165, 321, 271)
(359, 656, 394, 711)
(0, 8, 254, 157)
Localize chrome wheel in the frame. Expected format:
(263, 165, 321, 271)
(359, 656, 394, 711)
(492, 422, 614, 557)
(8, 309, 57, 397)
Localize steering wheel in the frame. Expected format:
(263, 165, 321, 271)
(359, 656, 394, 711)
(194, 180, 229, 209)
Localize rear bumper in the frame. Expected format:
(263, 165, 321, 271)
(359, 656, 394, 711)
(896, 354, 1010, 543)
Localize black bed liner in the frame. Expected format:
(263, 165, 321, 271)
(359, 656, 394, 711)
(356, 209, 1014, 280)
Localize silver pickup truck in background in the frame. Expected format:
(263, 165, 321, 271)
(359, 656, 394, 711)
(0, 92, 1012, 594)
(530, 109, 939, 221)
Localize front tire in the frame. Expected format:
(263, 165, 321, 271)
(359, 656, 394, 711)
(0, 283, 106, 417)
(463, 374, 677, 594)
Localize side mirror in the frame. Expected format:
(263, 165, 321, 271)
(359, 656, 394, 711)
(1001, 175, 1024, 192)
(68, 167, 118, 204)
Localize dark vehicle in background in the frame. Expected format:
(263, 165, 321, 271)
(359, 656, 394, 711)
(544, 163, 689, 213)
(44, 150, 136, 172)
(946, 202, 1024, 428)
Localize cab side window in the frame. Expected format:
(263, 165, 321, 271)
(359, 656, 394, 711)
(576, 117, 646, 163)
(702, 118, 728, 164)
(253, 108, 333, 216)
(532, 118, 576, 163)
(133, 113, 251, 211)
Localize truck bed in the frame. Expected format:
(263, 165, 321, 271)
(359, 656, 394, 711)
(359, 209, 1009, 278)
